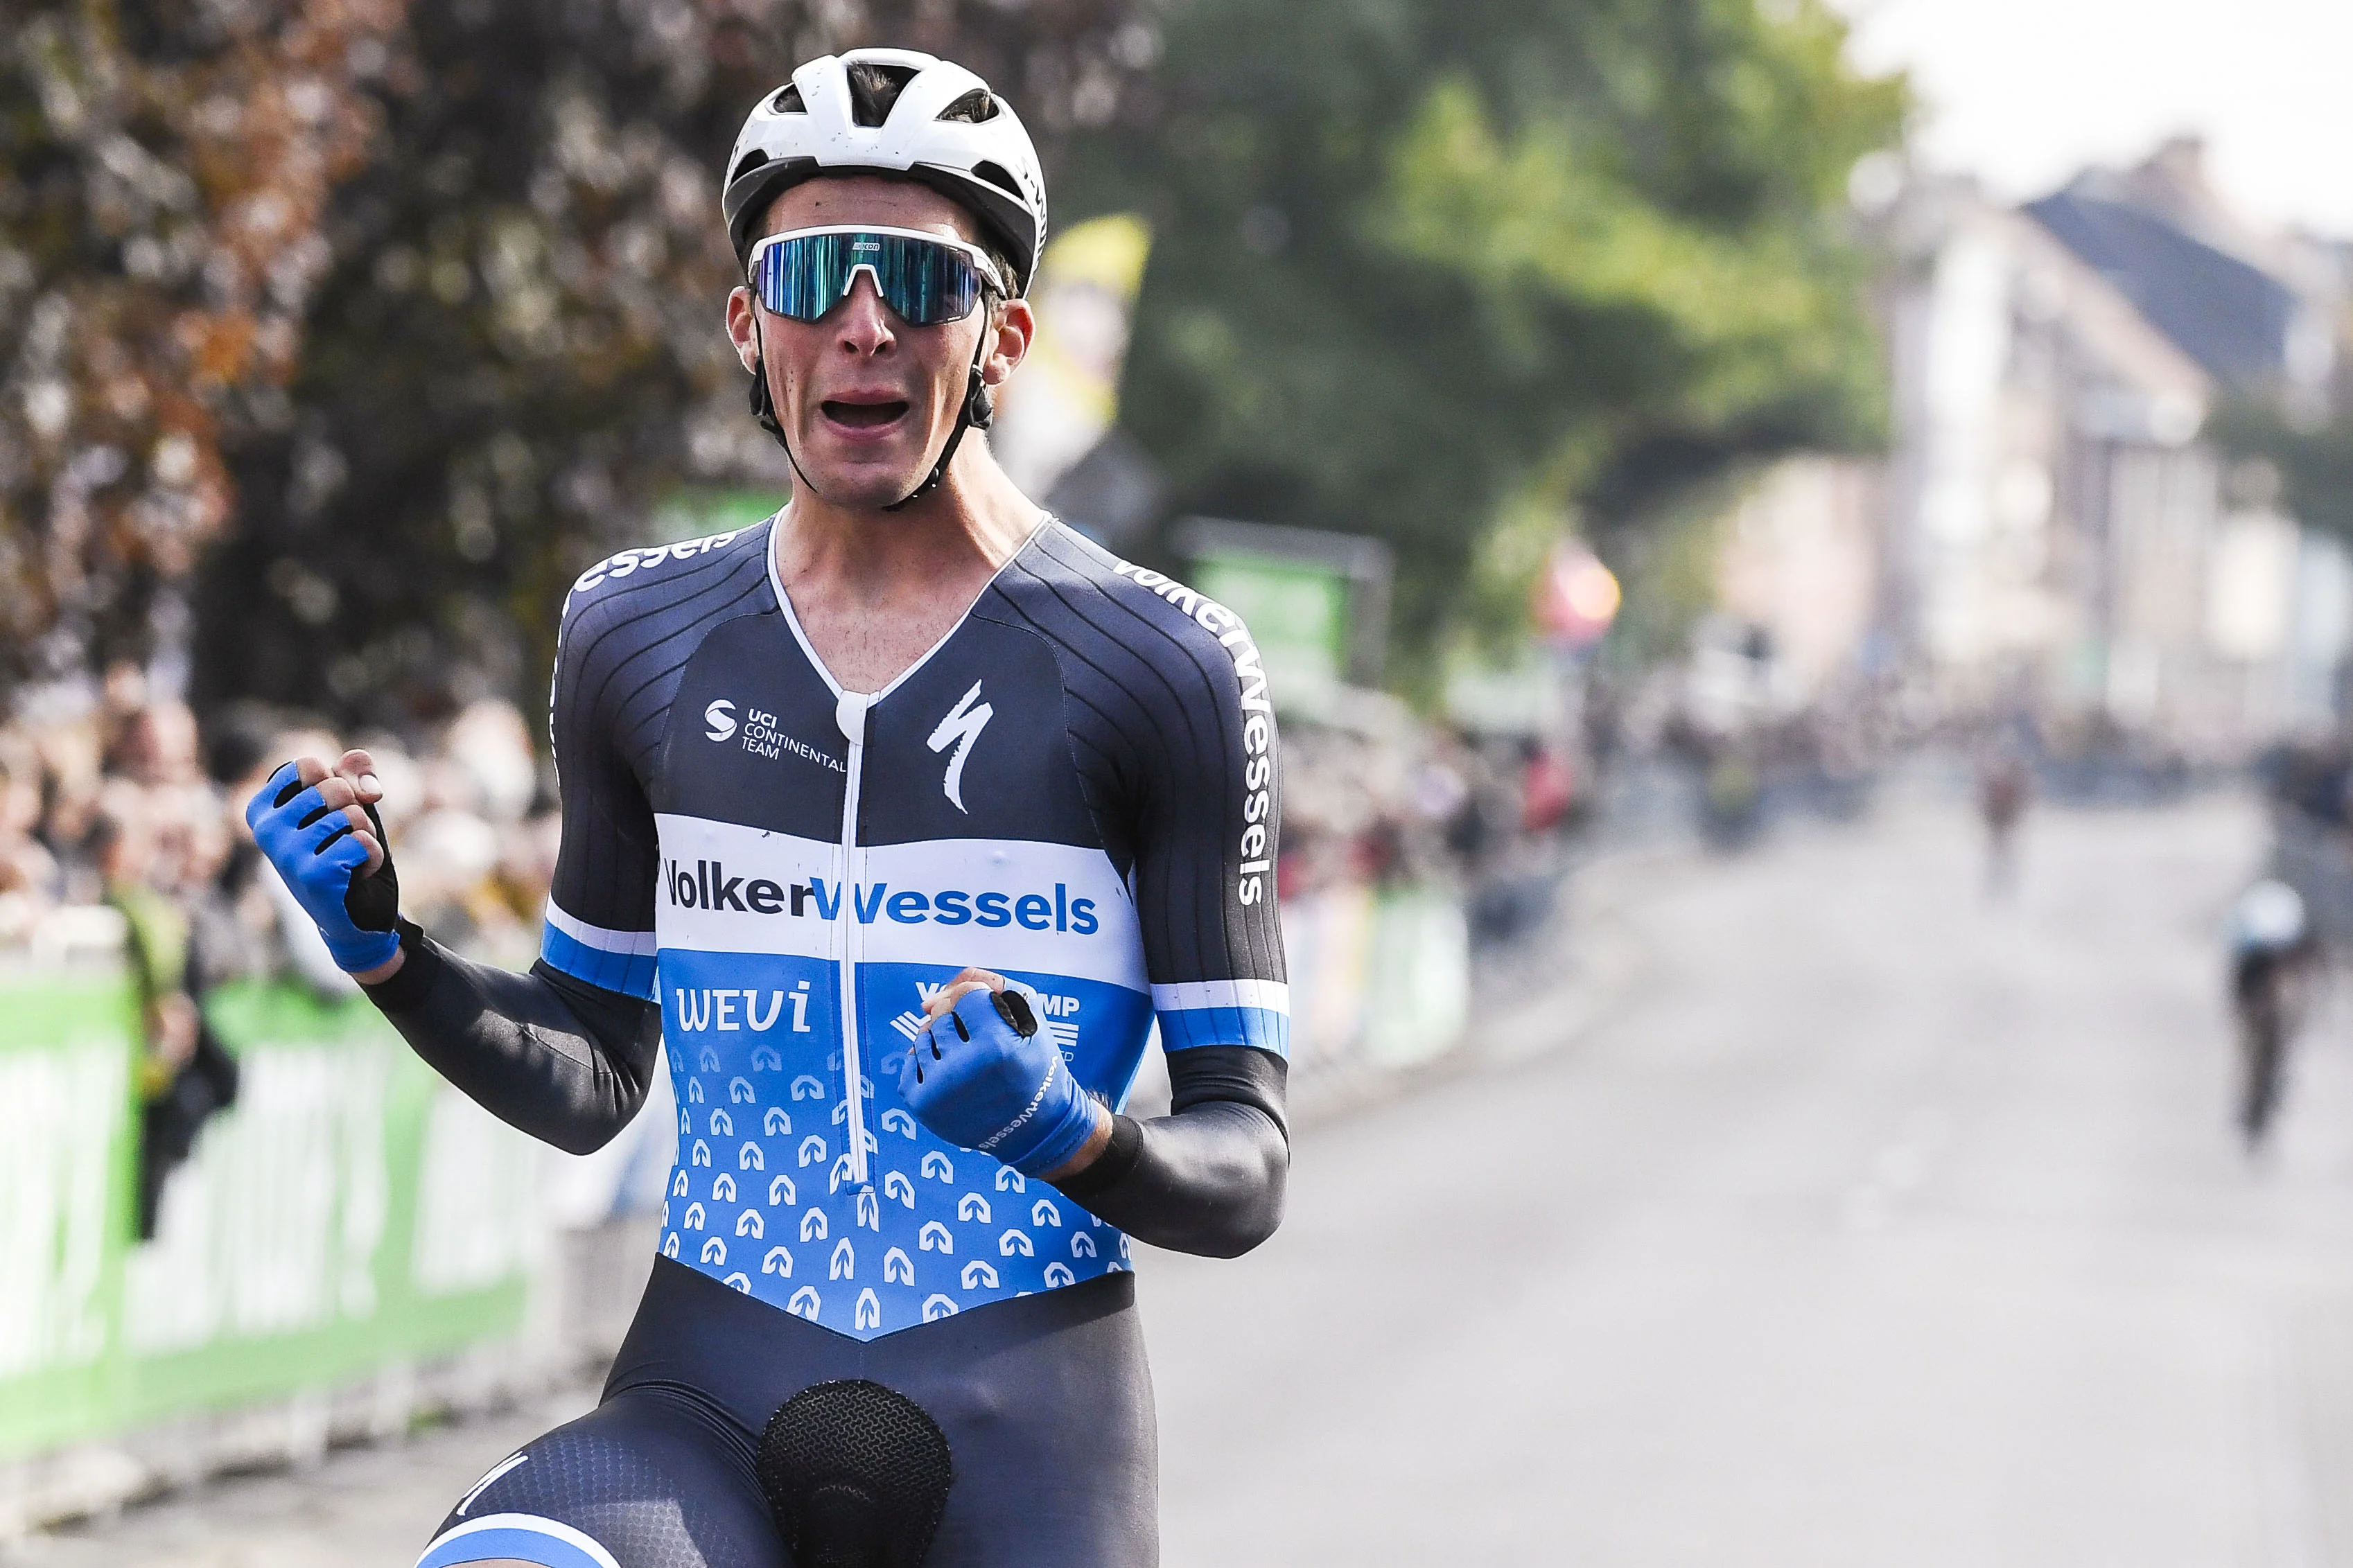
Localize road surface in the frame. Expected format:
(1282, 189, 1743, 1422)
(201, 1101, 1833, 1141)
(24, 793, 2353, 1566)
(1148, 792, 2353, 1566)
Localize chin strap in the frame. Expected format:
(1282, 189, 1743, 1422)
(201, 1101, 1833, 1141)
(747, 329, 996, 514)
(884, 355, 994, 513)
(748, 349, 821, 500)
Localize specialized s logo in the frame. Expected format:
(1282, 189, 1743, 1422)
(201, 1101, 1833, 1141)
(926, 680, 993, 813)
(705, 699, 738, 742)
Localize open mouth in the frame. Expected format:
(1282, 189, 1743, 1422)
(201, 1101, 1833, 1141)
(820, 398, 910, 430)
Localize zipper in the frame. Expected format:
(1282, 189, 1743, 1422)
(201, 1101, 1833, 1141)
(832, 689, 873, 1188)
(764, 516, 1040, 1192)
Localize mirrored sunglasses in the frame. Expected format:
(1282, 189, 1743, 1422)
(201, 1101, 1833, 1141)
(746, 227, 1005, 328)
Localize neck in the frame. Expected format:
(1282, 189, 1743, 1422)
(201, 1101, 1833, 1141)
(773, 440, 1042, 624)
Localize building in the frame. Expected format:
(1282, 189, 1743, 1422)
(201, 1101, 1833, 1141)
(1869, 141, 2350, 752)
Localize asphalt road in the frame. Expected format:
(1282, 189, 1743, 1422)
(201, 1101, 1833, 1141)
(26, 792, 2353, 1566)
(1146, 793, 2353, 1567)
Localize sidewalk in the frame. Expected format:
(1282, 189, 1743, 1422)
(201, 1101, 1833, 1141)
(1, 1382, 595, 1568)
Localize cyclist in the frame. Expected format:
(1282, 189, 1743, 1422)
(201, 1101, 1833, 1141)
(2228, 878, 2318, 1149)
(1976, 737, 2030, 897)
(245, 48, 1290, 1568)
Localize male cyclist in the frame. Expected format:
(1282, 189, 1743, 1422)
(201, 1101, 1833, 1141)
(245, 49, 1290, 1568)
(2228, 878, 2318, 1149)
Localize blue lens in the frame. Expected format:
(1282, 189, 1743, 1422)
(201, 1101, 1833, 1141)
(753, 234, 986, 326)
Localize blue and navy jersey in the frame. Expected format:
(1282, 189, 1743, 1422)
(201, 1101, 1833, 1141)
(539, 518, 1286, 1339)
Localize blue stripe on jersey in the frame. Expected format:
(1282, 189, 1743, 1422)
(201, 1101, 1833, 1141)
(1150, 978, 1290, 1057)
(1155, 1004, 1290, 1058)
(539, 919, 658, 1001)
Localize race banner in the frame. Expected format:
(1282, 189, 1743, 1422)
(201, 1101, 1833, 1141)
(0, 973, 536, 1459)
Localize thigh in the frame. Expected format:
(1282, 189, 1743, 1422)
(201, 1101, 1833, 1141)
(877, 1287, 1160, 1568)
(600, 1259, 1162, 1568)
(416, 1386, 781, 1568)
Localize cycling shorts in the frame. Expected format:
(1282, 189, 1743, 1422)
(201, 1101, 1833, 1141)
(414, 1258, 1155, 1568)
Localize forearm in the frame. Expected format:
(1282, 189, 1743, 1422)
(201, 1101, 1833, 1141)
(360, 919, 663, 1155)
(1053, 1046, 1290, 1257)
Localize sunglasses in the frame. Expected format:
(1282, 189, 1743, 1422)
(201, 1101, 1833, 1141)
(746, 227, 1007, 328)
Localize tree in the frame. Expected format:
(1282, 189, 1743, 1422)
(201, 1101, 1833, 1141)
(183, 0, 1157, 728)
(1069, 0, 1905, 669)
(0, 0, 403, 700)
(2210, 398, 2353, 543)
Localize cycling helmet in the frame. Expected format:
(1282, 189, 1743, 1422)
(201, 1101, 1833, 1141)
(2230, 879, 2309, 953)
(723, 49, 1048, 293)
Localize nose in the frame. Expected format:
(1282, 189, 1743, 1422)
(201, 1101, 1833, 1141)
(835, 272, 895, 356)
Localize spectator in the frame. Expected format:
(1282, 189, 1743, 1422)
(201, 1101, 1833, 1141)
(89, 788, 240, 1238)
(0, 741, 60, 943)
(1, 688, 574, 1238)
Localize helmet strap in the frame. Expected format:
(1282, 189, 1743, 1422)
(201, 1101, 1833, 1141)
(882, 331, 995, 513)
(748, 347, 823, 502)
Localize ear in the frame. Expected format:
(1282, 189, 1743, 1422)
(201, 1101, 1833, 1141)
(726, 286, 762, 374)
(981, 296, 1035, 388)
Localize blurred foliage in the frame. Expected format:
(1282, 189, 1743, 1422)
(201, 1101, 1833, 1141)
(1073, 0, 1905, 671)
(3, 0, 1155, 722)
(5, 0, 1902, 723)
(1593, 468, 1746, 669)
(2210, 396, 2353, 541)
(185, 0, 1156, 726)
(1, 0, 403, 696)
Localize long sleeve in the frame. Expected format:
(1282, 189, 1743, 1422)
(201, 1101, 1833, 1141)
(1007, 536, 1295, 1257)
(362, 918, 662, 1156)
(1052, 1043, 1287, 1256)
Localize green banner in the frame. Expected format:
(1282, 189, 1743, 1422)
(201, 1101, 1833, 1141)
(0, 974, 534, 1460)
(1191, 553, 1351, 701)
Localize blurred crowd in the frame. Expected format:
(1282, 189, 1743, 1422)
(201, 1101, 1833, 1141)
(1277, 700, 1583, 944)
(0, 669, 559, 1230)
(0, 660, 1584, 1226)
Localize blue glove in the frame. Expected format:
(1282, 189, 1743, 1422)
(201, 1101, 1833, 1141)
(894, 987, 1100, 1177)
(244, 761, 402, 973)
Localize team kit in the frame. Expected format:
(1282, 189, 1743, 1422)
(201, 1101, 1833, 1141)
(245, 44, 1294, 1568)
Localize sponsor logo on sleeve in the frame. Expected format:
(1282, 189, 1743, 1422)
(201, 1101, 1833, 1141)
(566, 529, 744, 607)
(1109, 560, 1277, 908)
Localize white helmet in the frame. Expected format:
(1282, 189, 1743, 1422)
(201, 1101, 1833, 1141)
(722, 49, 1049, 292)
(2232, 879, 2309, 953)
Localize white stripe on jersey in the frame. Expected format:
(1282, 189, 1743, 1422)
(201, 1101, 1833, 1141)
(1152, 978, 1291, 1016)
(543, 899, 658, 954)
(651, 815, 1149, 991)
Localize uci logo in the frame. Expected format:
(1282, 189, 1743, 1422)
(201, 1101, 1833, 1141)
(705, 699, 737, 743)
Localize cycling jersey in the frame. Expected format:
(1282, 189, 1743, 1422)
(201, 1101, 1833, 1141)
(539, 516, 1287, 1338)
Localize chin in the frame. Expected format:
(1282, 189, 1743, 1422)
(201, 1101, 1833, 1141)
(802, 465, 929, 510)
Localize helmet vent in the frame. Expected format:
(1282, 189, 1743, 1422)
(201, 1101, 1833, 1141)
(769, 84, 806, 114)
(971, 160, 1022, 197)
(733, 150, 767, 184)
(937, 90, 999, 124)
(846, 61, 920, 127)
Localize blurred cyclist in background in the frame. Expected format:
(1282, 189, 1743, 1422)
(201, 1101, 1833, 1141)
(2228, 878, 2320, 1150)
(1977, 737, 2031, 898)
